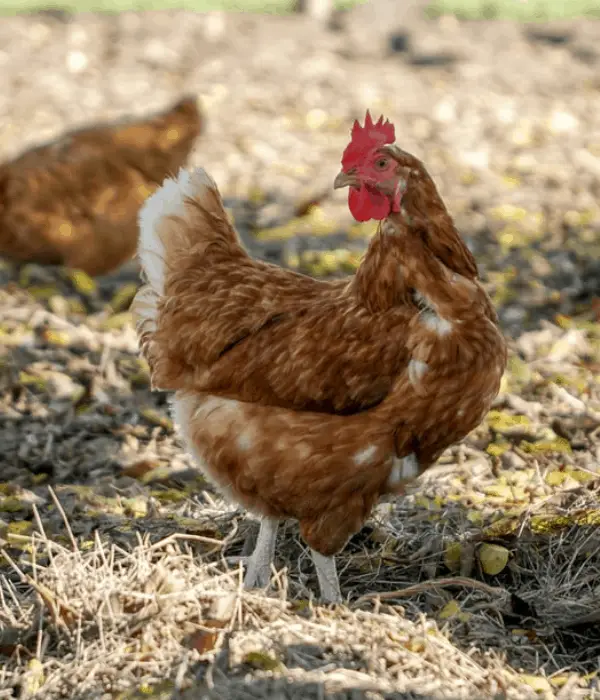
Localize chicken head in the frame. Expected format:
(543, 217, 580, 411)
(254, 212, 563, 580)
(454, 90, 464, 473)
(334, 110, 410, 222)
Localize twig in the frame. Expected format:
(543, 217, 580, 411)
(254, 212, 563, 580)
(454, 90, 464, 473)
(354, 577, 509, 606)
(145, 532, 225, 554)
(47, 486, 80, 557)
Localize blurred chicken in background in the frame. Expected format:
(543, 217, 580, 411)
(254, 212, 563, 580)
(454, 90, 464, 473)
(0, 96, 202, 277)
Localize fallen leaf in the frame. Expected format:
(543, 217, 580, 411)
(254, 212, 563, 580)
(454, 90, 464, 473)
(243, 651, 282, 671)
(484, 484, 513, 499)
(438, 599, 460, 620)
(520, 674, 552, 693)
(64, 268, 97, 296)
(140, 408, 173, 431)
(110, 283, 139, 312)
(122, 460, 162, 480)
(444, 541, 462, 572)
(187, 628, 221, 654)
(478, 543, 510, 575)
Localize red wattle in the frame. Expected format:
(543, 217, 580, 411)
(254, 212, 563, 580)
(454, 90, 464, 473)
(348, 186, 391, 222)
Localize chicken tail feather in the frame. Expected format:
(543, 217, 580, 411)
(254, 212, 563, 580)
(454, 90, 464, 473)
(133, 166, 240, 389)
(137, 166, 229, 296)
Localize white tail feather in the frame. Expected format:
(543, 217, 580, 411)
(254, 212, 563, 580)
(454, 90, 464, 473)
(137, 166, 218, 296)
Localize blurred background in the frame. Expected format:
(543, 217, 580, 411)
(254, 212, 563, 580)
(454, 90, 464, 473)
(1, 0, 600, 18)
(2, 0, 600, 330)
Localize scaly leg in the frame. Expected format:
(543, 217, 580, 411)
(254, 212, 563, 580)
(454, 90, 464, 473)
(310, 549, 342, 604)
(243, 518, 279, 590)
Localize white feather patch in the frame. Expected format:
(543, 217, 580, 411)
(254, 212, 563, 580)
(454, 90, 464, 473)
(408, 359, 428, 386)
(353, 444, 378, 465)
(421, 310, 453, 336)
(137, 167, 217, 295)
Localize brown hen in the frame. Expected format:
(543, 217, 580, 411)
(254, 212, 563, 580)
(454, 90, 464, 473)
(132, 112, 507, 603)
(0, 96, 201, 276)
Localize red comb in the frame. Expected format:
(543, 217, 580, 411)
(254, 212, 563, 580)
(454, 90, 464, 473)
(341, 110, 395, 170)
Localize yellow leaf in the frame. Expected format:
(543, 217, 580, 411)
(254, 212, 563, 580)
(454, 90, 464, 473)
(110, 284, 139, 312)
(140, 408, 173, 431)
(502, 175, 520, 189)
(28, 285, 59, 301)
(122, 497, 148, 517)
(545, 470, 567, 486)
(0, 497, 28, 513)
(444, 541, 462, 572)
(487, 411, 531, 433)
(8, 520, 33, 536)
(65, 269, 97, 296)
(549, 674, 572, 688)
(43, 329, 71, 347)
(484, 484, 513, 499)
(150, 488, 187, 503)
(486, 442, 510, 457)
(555, 314, 574, 330)
(414, 495, 432, 509)
(520, 674, 551, 693)
(67, 298, 87, 315)
(478, 543, 510, 575)
(140, 466, 173, 484)
(520, 438, 572, 454)
(19, 371, 47, 390)
(243, 651, 282, 671)
(438, 599, 460, 620)
(568, 469, 596, 483)
(466, 510, 484, 526)
(100, 312, 133, 331)
(529, 514, 571, 534)
(510, 486, 528, 502)
(491, 204, 528, 221)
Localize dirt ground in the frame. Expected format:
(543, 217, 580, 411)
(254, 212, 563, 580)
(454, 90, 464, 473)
(1, 6, 600, 699)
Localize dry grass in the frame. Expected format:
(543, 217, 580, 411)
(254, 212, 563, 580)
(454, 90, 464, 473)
(2, 482, 600, 698)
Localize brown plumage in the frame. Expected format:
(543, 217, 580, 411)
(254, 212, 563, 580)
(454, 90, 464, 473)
(132, 113, 507, 603)
(0, 96, 201, 276)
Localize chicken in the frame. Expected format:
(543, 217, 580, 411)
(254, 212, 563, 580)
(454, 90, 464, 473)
(132, 111, 507, 603)
(0, 96, 201, 276)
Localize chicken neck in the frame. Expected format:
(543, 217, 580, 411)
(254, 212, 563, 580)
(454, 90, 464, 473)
(354, 209, 486, 328)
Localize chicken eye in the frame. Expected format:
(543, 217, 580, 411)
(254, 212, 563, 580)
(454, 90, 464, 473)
(374, 158, 389, 171)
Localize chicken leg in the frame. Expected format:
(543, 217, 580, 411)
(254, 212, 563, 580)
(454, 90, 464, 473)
(310, 550, 342, 604)
(243, 518, 279, 589)
(243, 518, 342, 603)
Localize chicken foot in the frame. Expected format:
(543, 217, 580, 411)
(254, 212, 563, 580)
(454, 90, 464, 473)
(243, 517, 279, 589)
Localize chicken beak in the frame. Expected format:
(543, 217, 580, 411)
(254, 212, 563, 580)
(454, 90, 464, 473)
(333, 171, 359, 189)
